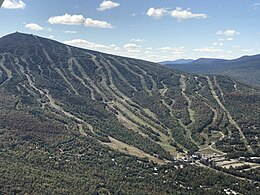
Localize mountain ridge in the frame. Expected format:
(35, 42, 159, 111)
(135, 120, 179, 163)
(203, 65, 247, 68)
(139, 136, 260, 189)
(159, 59, 194, 65)
(163, 54, 260, 87)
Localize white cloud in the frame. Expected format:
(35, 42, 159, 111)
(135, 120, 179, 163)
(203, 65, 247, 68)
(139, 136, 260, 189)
(194, 47, 223, 53)
(213, 42, 223, 46)
(158, 47, 172, 51)
(145, 51, 154, 55)
(107, 44, 121, 52)
(127, 49, 141, 53)
(64, 39, 110, 50)
(110, 44, 120, 51)
(172, 47, 185, 54)
(226, 37, 234, 41)
(25, 23, 44, 31)
(242, 49, 254, 53)
(63, 41, 188, 62)
(63, 30, 77, 34)
(252, 3, 260, 10)
(147, 7, 207, 20)
(171, 7, 207, 20)
(130, 38, 144, 43)
(2, 0, 26, 9)
(97, 0, 120, 11)
(158, 46, 185, 54)
(218, 37, 234, 41)
(147, 7, 167, 19)
(48, 14, 113, 29)
(85, 18, 113, 29)
(64, 39, 122, 55)
(48, 14, 85, 25)
(123, 43, 142, 54)
(123, 43, 141, 49)
(217, 30, 240, 36)
(114, 47, 121, 52)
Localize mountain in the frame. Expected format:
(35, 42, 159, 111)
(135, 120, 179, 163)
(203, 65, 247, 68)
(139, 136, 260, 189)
(191, 58, 226, 64)
(164, 55, 260, 87)
(0, 33, 259, 194)
(159, 59, 194, 65)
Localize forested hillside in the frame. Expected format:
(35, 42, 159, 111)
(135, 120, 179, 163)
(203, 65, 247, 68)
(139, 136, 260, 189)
(0, 33, 259, 194)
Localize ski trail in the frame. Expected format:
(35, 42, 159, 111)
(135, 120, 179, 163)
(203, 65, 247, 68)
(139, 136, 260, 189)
(179, 75, 200, 147)
(121, 59, 152, 94)
(180, 75, 195, 123)
(16, 56, 95, 137)
(178, 119, 199, 148)
(72, 57, 108, 101)
(35, 36, 79, 95)
(213, 76, 225, 103)
(105, 58, 137, 92)
(134, 65, 158, 91)
(207, 76, 253, 153)
(0, 56, 12, 85)
(233, 80, 238, 91)
(68, 58, 96, 100)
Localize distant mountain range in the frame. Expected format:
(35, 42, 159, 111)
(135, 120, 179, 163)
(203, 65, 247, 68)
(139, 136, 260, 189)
(162, 55, 260, 87)
(159, 59, 194, 65)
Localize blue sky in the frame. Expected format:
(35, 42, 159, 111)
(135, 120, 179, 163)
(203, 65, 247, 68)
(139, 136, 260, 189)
(0, 0, 260, 62)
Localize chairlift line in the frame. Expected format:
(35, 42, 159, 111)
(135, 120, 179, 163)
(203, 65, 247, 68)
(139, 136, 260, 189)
(0, 0, 4, 8)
